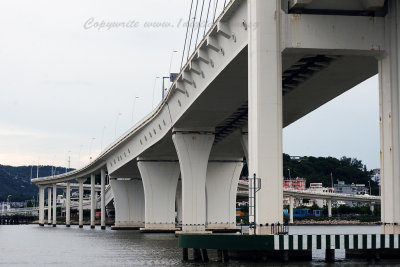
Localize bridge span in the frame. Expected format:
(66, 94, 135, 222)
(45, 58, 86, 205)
(31, 0, 400, 236)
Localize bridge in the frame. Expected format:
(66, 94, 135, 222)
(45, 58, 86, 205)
(236, 180, 380, 223)
(31, 0, 399, 241)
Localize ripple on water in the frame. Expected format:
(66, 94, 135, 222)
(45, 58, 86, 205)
(0, 225, 399, 266)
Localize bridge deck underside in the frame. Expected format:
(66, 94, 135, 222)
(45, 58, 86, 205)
(112, 47, 378, 178)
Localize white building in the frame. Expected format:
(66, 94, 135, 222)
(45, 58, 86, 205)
(305, 183, 334, 208)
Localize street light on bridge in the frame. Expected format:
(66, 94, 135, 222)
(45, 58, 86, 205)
(114, 112, 122, 138)
(131, 96, 139, 124)
(89, 137, 96, 162)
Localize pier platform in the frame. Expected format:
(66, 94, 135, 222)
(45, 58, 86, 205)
(179, 233, 400, 263)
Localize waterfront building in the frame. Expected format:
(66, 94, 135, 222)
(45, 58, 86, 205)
(305, 183, 334, 208)
(334, 181, 369, 207)
(283, 177, 306, 190)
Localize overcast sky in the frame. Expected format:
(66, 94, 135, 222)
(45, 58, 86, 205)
(0, 1, 380, 171)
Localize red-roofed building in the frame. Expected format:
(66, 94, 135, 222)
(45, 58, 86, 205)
(283, 177, 306, 190)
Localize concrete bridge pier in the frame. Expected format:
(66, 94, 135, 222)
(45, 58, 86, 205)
(110, 178, 145, 230)
(52, 184, 57, 227)
(66, 182, 71, 227)
(47, 187, 52, 225)
(172, 129, 214, 233)
(206, 160, 243, 232)
(39, 185, 45, 226)
(380, 0, 400, 235)
(78, 178, 87, 228)
(248, 0, 283, 234)
(289, 196, 294, 224)
(138, 160, 180, 232)
(90, 174, 96, 229)
(327, 199, 332, 218)
(176, 179, 182, 226)
(100, 169, 106, 230)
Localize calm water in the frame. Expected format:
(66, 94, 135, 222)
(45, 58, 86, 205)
(1, 224, 399, 266)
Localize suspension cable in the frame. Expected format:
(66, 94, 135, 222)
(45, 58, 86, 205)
(180, 0, 194, 70)
(203, 0, 212, 36)
(212, 0, 219, 23)
(187, 0, 200, 61)
(195, 0, 206, 48)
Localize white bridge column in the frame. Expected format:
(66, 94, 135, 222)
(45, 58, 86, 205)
(78, 178, 86, 228)
(66, 182, 71, 227)
(206, 160, 243, 230)
(39, 185, 45, 226)
(100, 169, 106, 230)
(289, 196, 294, 224)
(380, 1, 400, 235)
(110, 178, 145, 230)
(248, 0, 283, 234)
(138, 160, 180, 232)
(172, 130, 214, 233)
(176, 179, 182, 225)
(52, 184, 57, 227)
(327, 199, 332, 218)
(47, 187, 52, 225)
(90, 174, 96, 229)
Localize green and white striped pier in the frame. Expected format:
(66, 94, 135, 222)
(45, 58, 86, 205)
(179, 234, 400, 263)
(273, 234, 400, 250)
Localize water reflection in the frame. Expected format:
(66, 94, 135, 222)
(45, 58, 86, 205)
(0, 225, 399, 266)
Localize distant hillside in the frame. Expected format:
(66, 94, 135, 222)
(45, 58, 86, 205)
(0, 165, 74, 202)
(241, 154, 378, 195)
(2, 154, 378, 201)
(282, 154, 379, 195)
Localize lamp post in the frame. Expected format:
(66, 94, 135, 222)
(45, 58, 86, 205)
(89, 138, 96, 162)
(151, 77, 160, 108)
(101, 126, 106, 152)
(169, 50, 178, 74)
(114, 112, 122, 138)
(131, 96, 139, 124)
(78, 144, 83, 167)
(36, 162, 40, 178)
(162, 76, 170, 99)
(66, 150, 71, 173)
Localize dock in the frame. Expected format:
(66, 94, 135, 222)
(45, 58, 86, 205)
(179, 233, 400, 263)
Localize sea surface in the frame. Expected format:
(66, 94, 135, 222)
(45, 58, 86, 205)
(1, 224, 400, 266)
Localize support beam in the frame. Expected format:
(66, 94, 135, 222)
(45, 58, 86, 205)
(206, 161, 243, 231)
(101, 169, 106, 230)
(47, 187, 52, 225)
(39, 186, 45, 226)
(289, 196, 294, 224)
(66, 182, 71, 227)
(172, 130, 214, 233)
(52, 184, 57, 226)
(379, 0, 400, 235)
(138, 160, 180, 232)
(78, 178, 86, 228)
(110, 178, 145, 229)
(282, 13, 384, 54)
(248, 0, 283, 234)
(90, 174, 95, 229)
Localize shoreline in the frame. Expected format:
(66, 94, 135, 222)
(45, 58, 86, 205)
(291, 220, 380, 226)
